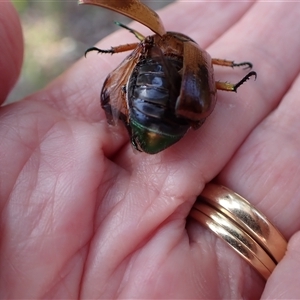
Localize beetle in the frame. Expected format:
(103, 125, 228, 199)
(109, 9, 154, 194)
(80, 0, 257, 154)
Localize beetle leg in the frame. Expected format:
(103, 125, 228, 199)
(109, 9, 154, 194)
(85, 43, 139, 56)
(212, 58, 253, 70)
(114, 22, 145, 41)
(216, 71, 257, 92)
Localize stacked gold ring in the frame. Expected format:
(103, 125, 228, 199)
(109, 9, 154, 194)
(190, 183, 287, 280)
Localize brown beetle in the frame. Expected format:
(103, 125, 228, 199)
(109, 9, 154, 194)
(80, 0, 257, 154)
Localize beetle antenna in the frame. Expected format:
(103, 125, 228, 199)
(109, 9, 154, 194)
(114, 21, 145, 41)
(233, 71, 257, 92)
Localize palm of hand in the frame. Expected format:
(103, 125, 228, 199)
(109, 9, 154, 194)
(1, 2, 300, 299)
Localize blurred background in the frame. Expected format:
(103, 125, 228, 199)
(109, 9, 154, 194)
(8, 0, 174, 103)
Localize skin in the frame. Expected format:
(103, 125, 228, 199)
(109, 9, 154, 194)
(1, 1, 300, 298)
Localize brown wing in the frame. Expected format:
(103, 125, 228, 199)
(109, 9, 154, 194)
(101, 46, 142, 125)
(79, 0, 166, 36)
(175, 41, 217, 125)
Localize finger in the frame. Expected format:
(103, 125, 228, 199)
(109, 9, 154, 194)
(0, 2, 23, 103)
(184, 2, 300, 289)
(209, 3, 300, 289)
(262, 232, 300, 298)
(218, 71, 300, 237)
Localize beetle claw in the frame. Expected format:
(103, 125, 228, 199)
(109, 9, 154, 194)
(233, 71, 257, 92)
(232, 61, 253, 70)
(84, 46, 114, 57)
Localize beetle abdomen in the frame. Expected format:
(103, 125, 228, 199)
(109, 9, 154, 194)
(127, 57, 190, 153)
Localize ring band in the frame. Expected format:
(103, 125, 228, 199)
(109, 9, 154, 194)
(190, 183, 287, 280)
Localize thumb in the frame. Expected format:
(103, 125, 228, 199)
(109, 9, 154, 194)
(0, 1, 23, 103)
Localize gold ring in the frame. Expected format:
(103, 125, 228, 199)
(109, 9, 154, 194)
(189, 183, 287, 280)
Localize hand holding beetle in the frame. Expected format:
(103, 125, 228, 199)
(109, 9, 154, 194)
(1, 1, 300, 298)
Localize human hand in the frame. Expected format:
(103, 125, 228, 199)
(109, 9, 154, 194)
(1, 1, 300, 298)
